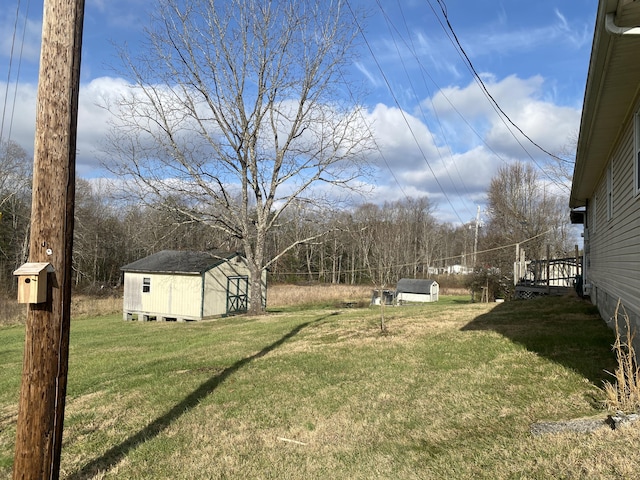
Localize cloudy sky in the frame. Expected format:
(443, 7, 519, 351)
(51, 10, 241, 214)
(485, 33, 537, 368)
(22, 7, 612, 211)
(1, 0, 597, 224)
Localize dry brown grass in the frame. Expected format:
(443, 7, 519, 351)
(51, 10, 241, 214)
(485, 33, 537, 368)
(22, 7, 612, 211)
(603, 300, 640, 413)
(0, 292, 122, 326)
(267, 283, 373, 308)
(0, 283, 462, 325)
(0, 295, 25, 326)
(267, 283, 469, 309)
(70, 294, 122, 319)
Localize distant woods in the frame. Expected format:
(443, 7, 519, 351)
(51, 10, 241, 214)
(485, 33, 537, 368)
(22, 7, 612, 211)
(0, 139, 574, 294)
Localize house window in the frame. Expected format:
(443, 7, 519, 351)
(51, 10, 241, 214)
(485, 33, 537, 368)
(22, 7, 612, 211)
(142, 277, 151, 293)
(635, 111, 640, 196)
(607, 160, 613, 221)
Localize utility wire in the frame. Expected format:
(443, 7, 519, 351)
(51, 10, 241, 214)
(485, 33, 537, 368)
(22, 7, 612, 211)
(376, 0, 474, 219)
(430, 0, 572, 188)
(345, 0, 466, 224)
(338, 71, 412, 204)
(273, 227, 554, 277)
(7, 0, 31, 142)
(1, 0, 24, 142)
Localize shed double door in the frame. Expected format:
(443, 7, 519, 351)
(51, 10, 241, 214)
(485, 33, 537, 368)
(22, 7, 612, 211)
(226, 276, 249, 314)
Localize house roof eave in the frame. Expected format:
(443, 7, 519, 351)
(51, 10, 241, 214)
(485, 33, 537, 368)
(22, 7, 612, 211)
(571, 0, 640, 208)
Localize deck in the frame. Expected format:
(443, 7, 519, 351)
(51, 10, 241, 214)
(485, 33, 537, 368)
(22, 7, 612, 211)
(514, 256, 580, 299)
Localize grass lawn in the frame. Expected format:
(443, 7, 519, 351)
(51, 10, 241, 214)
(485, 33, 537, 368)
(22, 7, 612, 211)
(1, 294, 637, 479)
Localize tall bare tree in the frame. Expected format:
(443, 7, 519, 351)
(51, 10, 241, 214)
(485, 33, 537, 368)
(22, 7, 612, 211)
(482, 162, 572, 282)
(106, 0, 371, 313)
(0, 140, 31, 289)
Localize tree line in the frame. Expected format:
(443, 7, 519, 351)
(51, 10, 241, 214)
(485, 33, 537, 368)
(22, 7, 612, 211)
(1, 139, 574, 297)
(1, 0, 578, 312)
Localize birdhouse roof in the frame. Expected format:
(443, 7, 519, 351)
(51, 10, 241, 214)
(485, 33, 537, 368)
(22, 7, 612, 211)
(13, 262, 53, 276)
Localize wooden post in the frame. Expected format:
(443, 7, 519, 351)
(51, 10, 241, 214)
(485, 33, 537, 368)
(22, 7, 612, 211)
(12, 0, 85, 478)
(546, 244, 551, 295)
(514, 243, 519, 286)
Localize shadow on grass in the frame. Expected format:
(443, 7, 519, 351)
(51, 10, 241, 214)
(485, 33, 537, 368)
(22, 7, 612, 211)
(450, 298, 472, 304)
(460, 295, 617, 385)
(69, 313, 335, 479)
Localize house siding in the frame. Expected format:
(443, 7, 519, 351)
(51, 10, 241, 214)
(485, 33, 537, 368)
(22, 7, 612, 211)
(587, 114, 640, 331)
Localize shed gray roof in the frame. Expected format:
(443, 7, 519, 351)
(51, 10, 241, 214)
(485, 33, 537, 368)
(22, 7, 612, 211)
(396, 278, 437, 294)
(121, 250, 241, 274)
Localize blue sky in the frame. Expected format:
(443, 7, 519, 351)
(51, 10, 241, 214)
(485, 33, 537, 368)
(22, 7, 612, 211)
(1, 0, 598, 224)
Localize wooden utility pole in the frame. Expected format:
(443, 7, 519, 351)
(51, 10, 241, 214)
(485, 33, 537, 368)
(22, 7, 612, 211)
(12, 0, 85, 478)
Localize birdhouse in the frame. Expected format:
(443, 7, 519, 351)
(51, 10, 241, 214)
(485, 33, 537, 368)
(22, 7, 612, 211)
(13, 263, 54, 304)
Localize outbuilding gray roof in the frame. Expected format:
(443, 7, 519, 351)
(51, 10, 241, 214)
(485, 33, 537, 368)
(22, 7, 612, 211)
(121, 250, 241, 274)
(396, 278, 438, 294)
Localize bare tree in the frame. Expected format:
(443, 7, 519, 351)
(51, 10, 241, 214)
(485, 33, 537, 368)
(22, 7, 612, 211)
(482, 162, 572, 285)
(105, 0, 371, 313)
(0, 140, 32, 289)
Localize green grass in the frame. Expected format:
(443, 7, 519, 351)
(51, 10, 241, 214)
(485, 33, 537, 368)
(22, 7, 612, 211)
(0, 295, 634, 479)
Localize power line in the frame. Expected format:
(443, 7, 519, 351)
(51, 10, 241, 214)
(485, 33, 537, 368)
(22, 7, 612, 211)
(338, 71, 413, 204)
(345, 0, 466, 224)
(429, 0, 570, 191)
(272, 227, 554, 277)
(1, 0, 31, 144)
(376, 0, 475, 219)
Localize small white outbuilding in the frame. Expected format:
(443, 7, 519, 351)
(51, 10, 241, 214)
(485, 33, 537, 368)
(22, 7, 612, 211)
(395, 278, 439, 304)
(121, 250, 265, 321)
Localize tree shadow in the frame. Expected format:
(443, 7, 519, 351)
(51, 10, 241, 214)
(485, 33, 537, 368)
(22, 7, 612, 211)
(460, 295, 617, 386)
(68, 314, 334, 479)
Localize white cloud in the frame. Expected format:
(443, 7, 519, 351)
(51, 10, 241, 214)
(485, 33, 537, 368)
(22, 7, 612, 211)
(0, 14, 41, 62)
(2, 71, 580, 225)
(1, 77, 130, 176)
(429, 74, 579, 159)
(357, 74, 580, 222)
(0, 81, 38, 151)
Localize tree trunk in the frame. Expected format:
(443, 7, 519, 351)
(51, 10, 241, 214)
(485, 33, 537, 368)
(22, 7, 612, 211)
(248, 262, 264, 315)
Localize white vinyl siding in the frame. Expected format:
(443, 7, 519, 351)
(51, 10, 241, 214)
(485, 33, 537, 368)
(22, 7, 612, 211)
(591, 195, 597, 235)
(635, 111, 640, 196)
(124, 272, 203, 319)
(607, 160, 613, 221)
(588, 116, 640, 323)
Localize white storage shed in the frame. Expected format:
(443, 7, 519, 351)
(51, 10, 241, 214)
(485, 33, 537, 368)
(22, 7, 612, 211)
(396, 278, 439, 304)
(121, 250, 265, 321)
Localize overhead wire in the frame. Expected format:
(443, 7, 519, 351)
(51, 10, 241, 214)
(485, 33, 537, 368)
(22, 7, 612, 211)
(272, 227, 555, 277)
(375, 0, 475, 219)
(429, 0, 571, 192)
(1, 0, 31, 144)
(1, 0, 23, 142)
(338, 72, 413, 204)
(392, 0, 514, 176)
(345, 0, 466, 224)
(7, 0, 31, 142)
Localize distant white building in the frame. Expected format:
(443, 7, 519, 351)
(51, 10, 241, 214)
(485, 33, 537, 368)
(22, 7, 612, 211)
(446, 264, 472, 275)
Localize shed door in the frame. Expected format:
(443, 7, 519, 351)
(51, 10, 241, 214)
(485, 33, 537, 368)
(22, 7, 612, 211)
(227, 276, 249, 314)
